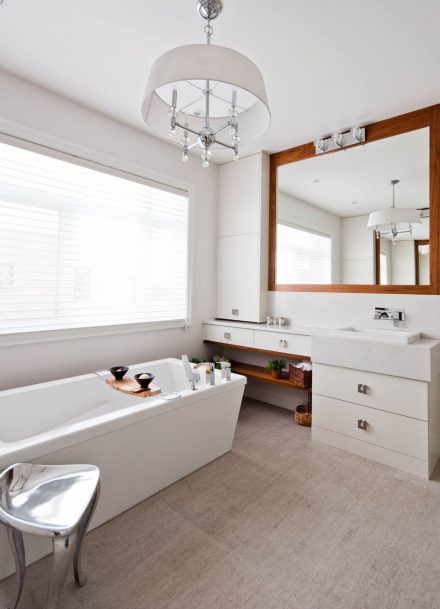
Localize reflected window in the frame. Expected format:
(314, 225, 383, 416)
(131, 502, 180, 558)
(415, 240, 430, 285)
(380, 252, 388, 285)
(276, 222, 332, 284)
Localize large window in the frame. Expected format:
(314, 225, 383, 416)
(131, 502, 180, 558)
(276, 222, 332, 284)
(0, 140, 190, 335)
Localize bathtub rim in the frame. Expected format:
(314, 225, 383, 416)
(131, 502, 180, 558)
(0, 358, 246, 468)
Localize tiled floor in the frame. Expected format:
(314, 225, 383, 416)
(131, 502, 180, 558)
(2, 398, 440, 609)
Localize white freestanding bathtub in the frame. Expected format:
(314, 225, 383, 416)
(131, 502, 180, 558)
(0, 358, 246, 579)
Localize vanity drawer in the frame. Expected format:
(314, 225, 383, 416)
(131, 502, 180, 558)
(313, 363, 428, 420)
(253, 330, 311, 357)
(313, 394, 428, 461)
(204, 324, 254, 348)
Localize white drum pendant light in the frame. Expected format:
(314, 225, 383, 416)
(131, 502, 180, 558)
(367, 179, 421, 242)
(141, 0, 270, 167)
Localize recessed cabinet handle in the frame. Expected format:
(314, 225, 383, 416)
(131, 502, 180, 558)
(358, 419, 368, 430)
(232, 309, 239, 316)
(357, 384, 368, 394)
(224, 332, 231, 340)
(279, 339, 288, 348)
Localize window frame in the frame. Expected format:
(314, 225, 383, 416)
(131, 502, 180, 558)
(0, 128, 195, 346)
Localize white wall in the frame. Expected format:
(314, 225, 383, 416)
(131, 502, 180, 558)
(0, 70, 218, 389)
(341, 215, 375, 284)
(277, 191, 342, 282)
(391, 241, 416, 285)
(269, 291, 440, 337)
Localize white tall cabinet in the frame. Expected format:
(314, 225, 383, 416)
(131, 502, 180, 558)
(216, 152, 269, 322)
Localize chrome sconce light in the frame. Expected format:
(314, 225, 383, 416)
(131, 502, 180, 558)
(314, 126, 365, 155)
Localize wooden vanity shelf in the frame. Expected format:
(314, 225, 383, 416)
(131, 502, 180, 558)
(203, 340, 311, 361)
(231, 362, 312, 392)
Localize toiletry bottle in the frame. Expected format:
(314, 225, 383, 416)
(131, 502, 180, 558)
(207, 363, 216, 386)
(225, 363, 232, 381)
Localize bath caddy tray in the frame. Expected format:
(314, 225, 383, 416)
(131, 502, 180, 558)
(106, 377, 161, 398)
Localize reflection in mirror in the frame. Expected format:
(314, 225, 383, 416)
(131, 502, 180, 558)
(276, 128, 429, 285)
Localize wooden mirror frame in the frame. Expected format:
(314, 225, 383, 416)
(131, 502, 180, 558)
(269, 105, 440, 294)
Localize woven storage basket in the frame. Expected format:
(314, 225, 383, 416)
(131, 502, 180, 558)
(294, 404, 312, 427)
(288, 364, 312, 387)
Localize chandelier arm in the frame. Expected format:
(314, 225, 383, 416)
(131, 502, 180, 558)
(205, 80, 210, 129)
(174, 120, 201, 137)
(213, 137, 236, 151)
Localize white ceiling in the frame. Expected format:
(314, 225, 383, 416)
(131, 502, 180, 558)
(1, 1, 440, 162)
(277, 128, 430, 218)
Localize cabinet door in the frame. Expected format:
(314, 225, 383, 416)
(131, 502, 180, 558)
(216, 234, 261, 322)
(218, 154, 261, 237)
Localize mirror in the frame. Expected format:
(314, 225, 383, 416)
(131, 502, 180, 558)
(274, 127, 430, 287)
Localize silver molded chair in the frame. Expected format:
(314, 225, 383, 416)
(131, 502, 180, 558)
(0, 463, 100, 609)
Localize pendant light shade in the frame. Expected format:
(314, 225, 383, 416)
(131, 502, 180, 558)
(367, 207, 421, 230)
(367, 179, 421, 241)
(142, 44, 270, 145)
(141, 0, 270, 166)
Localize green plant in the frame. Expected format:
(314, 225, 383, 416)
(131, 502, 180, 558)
(190, 357, 202, 364)
(213, 355, 230, 369)
(266, 358, 286, 371)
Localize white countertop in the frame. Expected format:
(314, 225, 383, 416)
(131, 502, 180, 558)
(203, 319, 334, 336)
(203, 319, 440, 381)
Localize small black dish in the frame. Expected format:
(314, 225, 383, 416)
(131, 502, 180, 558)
(110, 366, 129, 381)
(134, 372, 155, 390)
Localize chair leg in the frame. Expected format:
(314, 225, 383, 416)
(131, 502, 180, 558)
(6, 527, 25, 609)
(73, 482, 100, 587)
(47, 534, 76, 609)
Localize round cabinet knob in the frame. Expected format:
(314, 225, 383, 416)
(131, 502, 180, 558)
(357, 419, 368, 430)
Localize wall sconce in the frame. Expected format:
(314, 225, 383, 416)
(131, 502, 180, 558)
(314, 126, 365, 155)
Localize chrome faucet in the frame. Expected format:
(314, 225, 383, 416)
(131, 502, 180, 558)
(374, 307, 405, 327)
(181, 355, 200, 390)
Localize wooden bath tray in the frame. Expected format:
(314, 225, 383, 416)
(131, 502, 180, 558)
(106, 377, 161, 398)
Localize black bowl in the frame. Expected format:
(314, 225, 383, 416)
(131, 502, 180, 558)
(134, 372, 155, 390)
(110, 366, 129, 381)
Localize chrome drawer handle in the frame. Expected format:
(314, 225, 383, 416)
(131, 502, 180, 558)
(358, 419, 368, 431)
(224, 332, 231, 340)
(232, 309, 239, 315)
(279, 339, 288, 348)
(357, 384, 368, 394)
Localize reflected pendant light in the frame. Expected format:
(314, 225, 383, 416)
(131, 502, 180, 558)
(367, 179, 421, 243)
(141, 0, 270, 167)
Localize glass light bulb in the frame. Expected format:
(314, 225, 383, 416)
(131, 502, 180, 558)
(202, 159, 210, 168)
(233, 152, 239, 162)
(206, 149, 212, 160)
(169, 128, 176, 138)
(182, 153, 189, 162)
(233, 134, 240, 144)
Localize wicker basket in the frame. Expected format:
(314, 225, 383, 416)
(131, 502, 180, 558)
(294, 404, 312, 427)
(289, 364, 312, 387)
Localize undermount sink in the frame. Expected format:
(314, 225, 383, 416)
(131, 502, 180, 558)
(335, 327, 422, 344)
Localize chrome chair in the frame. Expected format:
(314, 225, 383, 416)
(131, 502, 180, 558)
(0, 463, 100, 609)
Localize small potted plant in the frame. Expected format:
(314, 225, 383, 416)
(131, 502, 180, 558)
(267, 358, 286, 379)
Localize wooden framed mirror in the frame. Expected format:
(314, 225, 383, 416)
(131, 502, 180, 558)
(269, 105, 440, 294)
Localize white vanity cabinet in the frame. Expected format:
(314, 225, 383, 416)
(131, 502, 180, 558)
(216, 153, 269, 322)
(312, 362, 440, 479)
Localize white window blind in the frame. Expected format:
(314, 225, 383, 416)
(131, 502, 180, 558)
(276, 222, 332, 284)
(0, 140, 190, 334)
